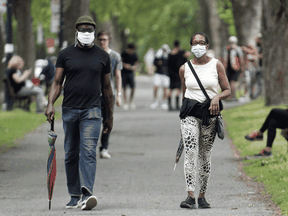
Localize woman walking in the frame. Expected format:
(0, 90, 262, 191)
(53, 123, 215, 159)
(179, 32, 231, 209)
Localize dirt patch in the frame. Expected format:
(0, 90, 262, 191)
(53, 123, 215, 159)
(228, 138, 283, 216)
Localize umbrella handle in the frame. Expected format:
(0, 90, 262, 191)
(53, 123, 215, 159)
(50, 119, 54, 131)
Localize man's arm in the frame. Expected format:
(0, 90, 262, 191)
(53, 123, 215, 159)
(102, 72, 113, 133)
(115, 69, 122, 106)
(45, 67, 65, 123)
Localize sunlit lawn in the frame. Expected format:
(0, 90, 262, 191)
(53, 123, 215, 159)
(0, 96, 63, 154)
(223, 98, 288, 216)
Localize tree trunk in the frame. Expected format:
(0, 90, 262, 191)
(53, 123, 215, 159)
(231, 0, 262, 46)
(262, 0, 288, 105)
(202, 0, 229, 59)
(12, 0, 36, 69)
(63, 0, 90, 46)
(95, 15, 122, 53)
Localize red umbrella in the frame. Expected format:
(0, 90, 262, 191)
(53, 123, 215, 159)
(47, 119, 57, 210)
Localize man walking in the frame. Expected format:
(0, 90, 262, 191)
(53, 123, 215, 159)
(150, 44, 171, 110)
(45, 15, 113, 211)
(167, 40, 190, 111)
(223, 36, 244, 101)
(121, 43, 138, 110)
(97, 30, 122, 159)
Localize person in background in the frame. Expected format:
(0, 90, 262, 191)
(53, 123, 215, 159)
(255, 33, 262, 73)
(245, 107, 288, 158)
(121, 43, 138, 110)
(97, 30, 122, 159)
(167, 40, 190, 111)
(144, 46, 155, 76)
(150, 44, 171, 110)
(6, 55, 45, 113)
(222, 36, 244, 101)
(206, 49, 215, 58)
(179, 32, 230, 209)
(45, 15, 113, 211)
(39, 57, 56, 96)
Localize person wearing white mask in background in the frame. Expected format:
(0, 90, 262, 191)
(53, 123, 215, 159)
(45, 15, 114, 211)
(178, 32, 231, 209)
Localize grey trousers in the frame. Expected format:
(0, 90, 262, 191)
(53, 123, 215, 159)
(17, 86, 44, 112)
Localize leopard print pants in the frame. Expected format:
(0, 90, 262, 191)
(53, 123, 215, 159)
(180, 116, 217, 193)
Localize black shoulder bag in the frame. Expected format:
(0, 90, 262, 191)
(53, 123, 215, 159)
(187, 61, 225, 140)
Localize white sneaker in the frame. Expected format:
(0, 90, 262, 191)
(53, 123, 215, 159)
(150, 101, 158, 109)
(123, 103, 129, 110)
(100, 149, 111, 159)
(129, 103, 136, 110)
(81, 196, 97, 210)
(161, 103, 168, 110)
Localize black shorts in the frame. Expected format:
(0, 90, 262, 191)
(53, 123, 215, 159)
(121, 72, 135, 88)
(170, 80, 181, 89)
(227, 69, 240, 82)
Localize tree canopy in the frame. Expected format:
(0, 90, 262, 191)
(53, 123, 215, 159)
(90, 0, 200, 57)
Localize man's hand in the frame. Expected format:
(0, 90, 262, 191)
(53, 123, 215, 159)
(102, 117, 113, 134)
(116, 95, 121, 107)
(45, 104, 55, 124)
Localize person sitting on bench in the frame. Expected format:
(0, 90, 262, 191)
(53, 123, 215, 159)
(6, 55, 45, 113)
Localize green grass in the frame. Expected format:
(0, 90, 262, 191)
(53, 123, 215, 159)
(223, 98, 288, 215)
(0, 96, 63, 154)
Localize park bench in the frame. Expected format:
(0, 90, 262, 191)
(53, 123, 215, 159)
(3, 75, 31, 111)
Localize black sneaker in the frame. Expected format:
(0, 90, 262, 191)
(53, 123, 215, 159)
(245, 149, 273, 160)
(66, 196, 82, 209)
(81, 195, 97, 210)
(180, 196, 196, 209)
(244, 131, 263, 141)
(198, 197, 211, 208)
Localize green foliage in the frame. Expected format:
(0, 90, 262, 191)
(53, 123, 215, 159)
(90, 0, 200, 59)
(244, 154, 288, 216)
(223, 99, 288, 215)
(0, 96, 63, 154)
(216, 0, 236, 36)
(31, 0, 57, 39)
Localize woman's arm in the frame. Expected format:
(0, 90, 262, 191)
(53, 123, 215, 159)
(12, 69, 31, 84)
(209, 61, 231, 115)
(179, 64, 186, 100)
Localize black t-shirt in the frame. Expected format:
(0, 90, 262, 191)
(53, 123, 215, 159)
(154, 56, 169, 75)
(56, 44, 111, 109)
(6, 68, 25, 93)
(168, 50, 187, 80)
(121, 51, 138, 73)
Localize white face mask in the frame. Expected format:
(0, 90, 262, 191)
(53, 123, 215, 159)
(191, 44, 207, 58)
(77, 31, 95, 47)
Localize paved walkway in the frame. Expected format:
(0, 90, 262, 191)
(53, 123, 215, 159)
(0, 75, 276, 216)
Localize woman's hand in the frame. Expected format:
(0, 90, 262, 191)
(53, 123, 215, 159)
(209, 96, 220, 115)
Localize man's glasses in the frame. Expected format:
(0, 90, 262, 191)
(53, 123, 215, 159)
(192, 41, 207, 46)
(77, 28, 95, 33)
(97, 38, 108, 42)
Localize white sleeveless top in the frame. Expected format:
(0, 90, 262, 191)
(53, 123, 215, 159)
(184, 58, 219, 103)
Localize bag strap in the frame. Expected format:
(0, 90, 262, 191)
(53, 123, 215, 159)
(187, 61, 210, 100)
